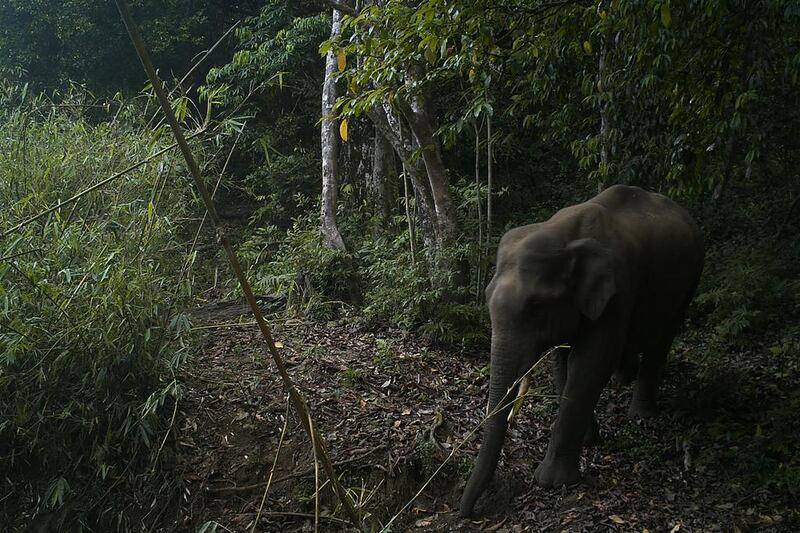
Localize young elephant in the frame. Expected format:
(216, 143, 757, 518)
(460, 185, 704, 517)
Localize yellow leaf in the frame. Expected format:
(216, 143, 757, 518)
(661, 3, 672, 28)
(583, 40, 593, 55)
(599, 10, 607, 19)
(274, 341, 284, 349)
(339, 119, 349, 142)
(507, 376, 530, 422)
(336, 49, 346, 72)
(609, 515, 625, 524)
(468, 67, 476, 81)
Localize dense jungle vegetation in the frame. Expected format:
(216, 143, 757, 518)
(1, 0, 799, 530)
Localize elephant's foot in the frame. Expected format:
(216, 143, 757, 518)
(533, 455, 580, 489)
(628, 399, 659, 418)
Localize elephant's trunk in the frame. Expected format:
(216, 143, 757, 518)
(460, 336, 528, 517)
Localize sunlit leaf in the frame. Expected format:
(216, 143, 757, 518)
(339, 119, 349, 142)
(583, 40, 593, 55)
(336, 49, 346, 72)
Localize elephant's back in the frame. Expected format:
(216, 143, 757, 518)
(593, 185, 704, 263)
(596, 186, 704, 348)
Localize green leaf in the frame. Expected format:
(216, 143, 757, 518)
(661, 3, 672, 28)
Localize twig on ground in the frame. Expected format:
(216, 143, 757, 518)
(252, 395, 291, 532)
(208, 444, 388, 493)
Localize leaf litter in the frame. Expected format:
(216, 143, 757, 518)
(167, 315, 799, 531)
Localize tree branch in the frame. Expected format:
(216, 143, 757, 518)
(324, 0, 358, 17)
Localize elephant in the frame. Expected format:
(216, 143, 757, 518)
(459, 185, 704, 517)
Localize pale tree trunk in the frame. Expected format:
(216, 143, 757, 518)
(367, 103, 438, 275)
(320, 8, 346, 250)
(401, 158, 417, 265)
(320, 9, 362, 305)
(400, 87, 468, 291)
(712, 133, 737, 204)
(401, 91, 459, 251)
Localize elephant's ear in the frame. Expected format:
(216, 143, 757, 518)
(566, 238, 616, 320)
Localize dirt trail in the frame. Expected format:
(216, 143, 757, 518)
(166, 310, 799, 531)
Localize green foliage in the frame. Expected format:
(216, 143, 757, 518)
(246, 152, 321, 226)
(239, 213, 355, 317)
(0, 83, 195, 527)
(358, 228, 437, 330)
(339, 367, 364, 388)
(696, 239, 800, 343)
(0, 0, 262, 92)
(373, 338, 396, 365)
(335, 0, 800, 195)
(203, 0, 328, 229)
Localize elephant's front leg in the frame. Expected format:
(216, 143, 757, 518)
(551, 347, 600, 446)
(536, 332, 620, 488)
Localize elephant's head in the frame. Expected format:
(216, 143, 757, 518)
(459, 231, 616, 517)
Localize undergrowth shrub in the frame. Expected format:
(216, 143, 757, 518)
(0, 82, 196, 528)
(240, 213, 356, 318)
(695, 237, 800, 344)
(241, 207, 488, 346)
(358, 228, 437, 330)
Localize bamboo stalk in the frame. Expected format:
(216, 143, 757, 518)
(114, 1, 362, 528)
(474, 120, 483, 302)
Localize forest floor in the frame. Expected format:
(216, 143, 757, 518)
(164, 304, 800, 532)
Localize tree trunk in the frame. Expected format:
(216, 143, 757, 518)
(401, 92, 458, 248)
(711, 133, 737, 205)
(341, 115, 374, 207)
(320, 8, 346, 251)
(367, 103, 438, 275)
(320, 9, 362, 305)
(400, 88, 468, 290)
(370, 130, 396, 224)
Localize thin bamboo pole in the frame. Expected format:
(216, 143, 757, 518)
(473, 121, 483, 302)
(114, 1, 362, 528)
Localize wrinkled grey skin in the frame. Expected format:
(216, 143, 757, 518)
(460, 185, 704, 517)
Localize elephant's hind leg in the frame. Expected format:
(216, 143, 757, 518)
(629, 344, 667, 418)
(630, 327, 680, 417)
(629, 296, 693, 418)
